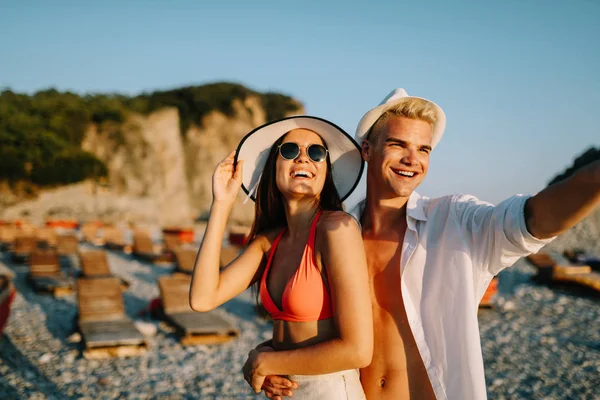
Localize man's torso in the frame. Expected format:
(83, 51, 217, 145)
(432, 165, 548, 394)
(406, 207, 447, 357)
(360, 227, 436, 400)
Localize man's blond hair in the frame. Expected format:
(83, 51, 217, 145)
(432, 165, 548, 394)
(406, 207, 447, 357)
(367, 98, 439, 144)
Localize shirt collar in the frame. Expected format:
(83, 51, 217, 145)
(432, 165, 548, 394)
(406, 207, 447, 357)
(348, 191, 428, 222)
(407, 191, 427, 222)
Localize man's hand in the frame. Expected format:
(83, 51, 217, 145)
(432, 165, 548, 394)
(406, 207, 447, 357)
(242, 345, 298, 399)
(243, 349, 267, 394)
(262, 375, 298, 399)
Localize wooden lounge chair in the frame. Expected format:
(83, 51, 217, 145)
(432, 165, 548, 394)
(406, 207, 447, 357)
(157, 275, 238, 345)
(173, 246, 240, 276)
(103, 226, 131, 253)
(17, 222, 36, 236)
(28, 249, 73, 296)
(11, 236, 38, 263)
(527, 251, 600, 293)
(57, 234, 79, 256)
(564, 249, 600, 271)
(81, 222, 104, 246)
(163, 233, 182, 254)
(77, 277, 146, 359)
(0, 226, 17, 251)
(79, 250, 129, 290)
(36, 227, 57, 248)
(220, 245, 241, 268)
(132, 231, 172, 264)
(80, 250, 112, 277)
(162, 226, 195, 244)
(526, 252, 556, 281)
(173, 249, 196, 275)
(479, 277, 498, 308)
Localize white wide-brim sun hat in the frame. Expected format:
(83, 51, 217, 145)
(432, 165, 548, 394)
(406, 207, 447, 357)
(355, 88, 447, 148)
(234, 116, 364, 202)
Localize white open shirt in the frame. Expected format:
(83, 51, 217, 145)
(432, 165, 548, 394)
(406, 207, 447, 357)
(349, 191, 554, 400)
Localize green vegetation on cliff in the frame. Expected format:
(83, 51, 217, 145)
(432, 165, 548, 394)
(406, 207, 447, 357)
(548, 147, 599, 186)
(0, 83, 301, 187)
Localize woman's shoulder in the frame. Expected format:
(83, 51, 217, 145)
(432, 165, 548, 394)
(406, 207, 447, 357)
(318, 210, 361, 233)
(251, 228, 284, 251)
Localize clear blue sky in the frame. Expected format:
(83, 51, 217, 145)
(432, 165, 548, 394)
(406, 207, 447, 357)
(1, 0, 598, 205)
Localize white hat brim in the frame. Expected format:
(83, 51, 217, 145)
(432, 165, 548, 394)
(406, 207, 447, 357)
(235, 116, 364, 202)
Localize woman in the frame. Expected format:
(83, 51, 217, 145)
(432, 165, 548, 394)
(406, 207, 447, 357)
(190, 116, 372, 399)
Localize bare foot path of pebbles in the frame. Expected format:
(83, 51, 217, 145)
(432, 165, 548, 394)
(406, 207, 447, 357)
(1, 245, 599, 399)
(0, 245, 271, 399)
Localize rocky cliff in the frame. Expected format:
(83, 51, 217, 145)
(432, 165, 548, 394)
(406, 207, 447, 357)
(0, 85, 303, 227)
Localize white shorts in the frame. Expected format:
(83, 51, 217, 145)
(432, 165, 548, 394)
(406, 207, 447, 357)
(286, 369, 366, 400)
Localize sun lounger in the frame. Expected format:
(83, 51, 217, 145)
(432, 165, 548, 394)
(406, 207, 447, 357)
(479, 277, 498, 308)
(79, 250, 129, 290)
(526, 252, 557, 281)
(0, 226, 17, 251)
(36, 227, 57, 248)
(57, 234, 79, 256)
(527, 251, 600, 293)
(163, 233, 182, 254)
(173, 249, 197, 275)
(77, 277, 146, 359)
(81, 222, 104, 246)
(157, 275, 238, 345)
(219, 245, 241, 268)
(173, 245, 241, 276)
(162, 226, 195, 244)
(80, 250, 112, 277)
(28, 249, 73, 296)
(11, 236, 38, 263)
(132, 231, 172, 264)
(564, 249, 600, 271)
(103, 226, 131, 253)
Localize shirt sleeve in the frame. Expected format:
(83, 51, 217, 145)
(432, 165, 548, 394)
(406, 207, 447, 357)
(451, 194, 555, 276)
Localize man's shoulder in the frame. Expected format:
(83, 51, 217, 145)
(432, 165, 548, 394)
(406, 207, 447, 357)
(419, 193, 496, 222)
(426, 193, 493, 208)
(420, 193, 476, 209)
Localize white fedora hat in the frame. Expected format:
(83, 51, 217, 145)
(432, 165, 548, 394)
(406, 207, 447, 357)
(355, 88, 446, 148)
(234, 116, 364, 202)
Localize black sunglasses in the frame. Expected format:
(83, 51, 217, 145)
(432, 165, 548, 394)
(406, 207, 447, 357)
(278, 142, 328, 163)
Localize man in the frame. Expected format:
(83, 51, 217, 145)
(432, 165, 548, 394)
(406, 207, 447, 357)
(251, 88, 600, 399)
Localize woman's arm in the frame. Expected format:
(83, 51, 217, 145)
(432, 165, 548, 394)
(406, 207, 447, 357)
(244, 211, 373, 392)
(189, 150, 265, 312)
(189, 207, 266, 311)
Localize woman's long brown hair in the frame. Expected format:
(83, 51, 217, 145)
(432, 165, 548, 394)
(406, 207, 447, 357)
(247, 132, 343, 316)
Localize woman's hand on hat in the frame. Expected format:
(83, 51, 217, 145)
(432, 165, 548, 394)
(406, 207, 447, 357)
(212, 150, 243, 207)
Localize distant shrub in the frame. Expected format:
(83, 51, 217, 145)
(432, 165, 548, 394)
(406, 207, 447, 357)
(29, 150, 108, 185)
(261, 92, 301, 122)
(548, 147, 599, 186)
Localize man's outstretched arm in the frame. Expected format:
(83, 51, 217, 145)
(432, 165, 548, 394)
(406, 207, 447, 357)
(526, 159, 600, 240)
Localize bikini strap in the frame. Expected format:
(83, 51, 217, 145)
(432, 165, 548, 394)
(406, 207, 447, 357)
(307, 210, 323, 249)
(265, 228, 286, 271)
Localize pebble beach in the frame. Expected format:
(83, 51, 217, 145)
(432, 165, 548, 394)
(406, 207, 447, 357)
(1, 229, 599, 399)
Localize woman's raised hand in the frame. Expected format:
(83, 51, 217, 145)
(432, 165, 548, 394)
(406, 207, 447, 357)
(212, 150, 244, 207)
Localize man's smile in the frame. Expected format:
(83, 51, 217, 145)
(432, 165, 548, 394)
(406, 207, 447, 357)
(390, 167, 418, 179)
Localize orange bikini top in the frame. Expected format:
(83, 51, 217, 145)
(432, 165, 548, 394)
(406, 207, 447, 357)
(260, 210, 333, 322)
